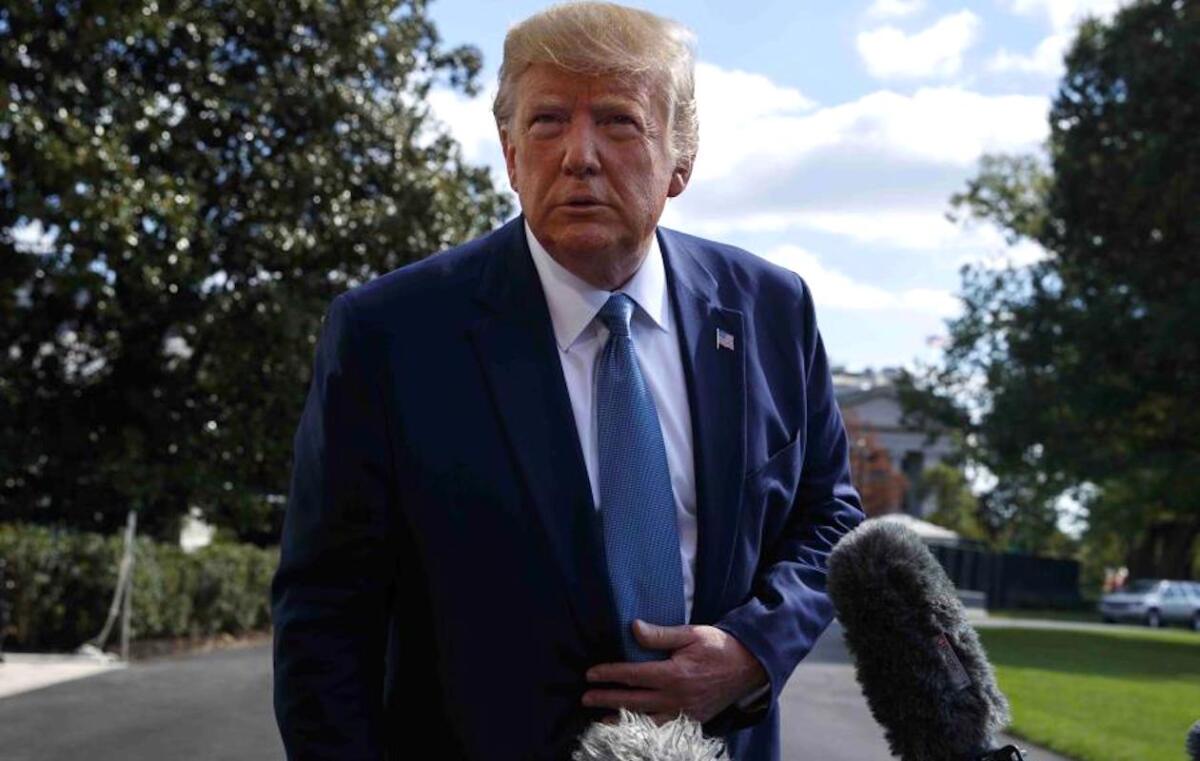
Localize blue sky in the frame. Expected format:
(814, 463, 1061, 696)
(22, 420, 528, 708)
(425, 0, 1125, 372)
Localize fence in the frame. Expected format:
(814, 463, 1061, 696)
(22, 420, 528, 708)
(927, 541, 1081, 609)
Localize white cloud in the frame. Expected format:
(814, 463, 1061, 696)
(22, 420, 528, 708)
(825, 87, 1046, 165)
(426, 83, 501, 165)
(991, 0, 1129, 76)
(665, 210, 956, 248)
(779, 210, 981, 251)
(1004, 0, 1125, 31)
(669, 208, 1049, 272)
(757, 244, 960, 317)
(692, 62, 818, 180)
(988, 33, 1071, 76)
(697, 61, 818, 116)
(856, 10, 982, 80)
(676, 84, 1048, 230)
(865, 0, 927, 20)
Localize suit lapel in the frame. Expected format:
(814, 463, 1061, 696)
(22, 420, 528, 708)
(658, 228, 747, 626)
(467, 216, 624, 660)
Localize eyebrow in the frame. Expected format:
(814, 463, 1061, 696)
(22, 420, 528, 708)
(524, 95, 645, 115)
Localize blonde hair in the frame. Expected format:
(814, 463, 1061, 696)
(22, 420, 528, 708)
(492, 1, 699, 173)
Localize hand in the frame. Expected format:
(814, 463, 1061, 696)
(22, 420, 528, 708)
(582, 619, 768, 726)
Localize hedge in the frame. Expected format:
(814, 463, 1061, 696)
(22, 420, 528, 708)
(0, 522, 278, 652)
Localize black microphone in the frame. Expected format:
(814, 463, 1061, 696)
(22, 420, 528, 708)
(1187, 719, 1200, 761)
(827, 518, 1021, 761)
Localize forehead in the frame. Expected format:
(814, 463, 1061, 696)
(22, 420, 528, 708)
(514, 63, 664, 107)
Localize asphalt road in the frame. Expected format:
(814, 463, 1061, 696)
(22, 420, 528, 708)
(0, 643, 282, 761)
(0, 622, 1069, 760)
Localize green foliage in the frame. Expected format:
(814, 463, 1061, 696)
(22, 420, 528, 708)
(919, 462, 1083, 558)
(902, 0, 1200, 575)
(917, 463, 989, 543)
(0, 1, 511, 543)
(0, 522, 278, 651)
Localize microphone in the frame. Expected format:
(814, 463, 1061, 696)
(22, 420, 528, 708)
(572, 708, 728, 761)
(1187, 719, 1200, 761)
(827, 518, 1021, 761)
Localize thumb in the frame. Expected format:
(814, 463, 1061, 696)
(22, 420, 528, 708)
(632, 619, 693, 650)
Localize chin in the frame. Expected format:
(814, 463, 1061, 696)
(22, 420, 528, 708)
(547, 227, 624, 259)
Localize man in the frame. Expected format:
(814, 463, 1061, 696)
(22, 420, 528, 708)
(270, 3, 865, 760)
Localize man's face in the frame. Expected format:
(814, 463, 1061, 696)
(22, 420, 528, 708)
(500, 63, 690, 269)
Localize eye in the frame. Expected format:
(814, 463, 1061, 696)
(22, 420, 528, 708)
(526, 113, 564, 136)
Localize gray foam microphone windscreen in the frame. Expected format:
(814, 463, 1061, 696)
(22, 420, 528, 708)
(827, 519, 1011, 761)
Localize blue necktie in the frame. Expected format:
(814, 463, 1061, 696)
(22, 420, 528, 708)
(594, 293, 686, 662)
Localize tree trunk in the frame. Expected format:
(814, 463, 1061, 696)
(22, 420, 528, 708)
(1127, 518, 1200, 579)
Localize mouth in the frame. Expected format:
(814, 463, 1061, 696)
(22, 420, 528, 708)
(561, 195, 604, 209)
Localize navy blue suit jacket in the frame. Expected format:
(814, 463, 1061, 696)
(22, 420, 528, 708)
(270, 214, 865, 760)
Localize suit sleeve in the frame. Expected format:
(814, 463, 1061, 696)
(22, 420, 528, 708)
(735, 680, 771, 709)
(271, 293, 397, 761)
(707, 273, 866, 734)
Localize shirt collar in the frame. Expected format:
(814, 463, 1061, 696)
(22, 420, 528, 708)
(525, 219, 670, 352)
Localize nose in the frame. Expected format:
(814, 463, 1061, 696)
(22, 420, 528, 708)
(561, 118, 600, 178)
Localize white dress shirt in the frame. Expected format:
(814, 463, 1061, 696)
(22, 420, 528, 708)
(525, 221, 769, 710)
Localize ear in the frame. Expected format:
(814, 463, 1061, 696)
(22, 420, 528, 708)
(667, 157, 693, 198)
(499, 124, 519, 193)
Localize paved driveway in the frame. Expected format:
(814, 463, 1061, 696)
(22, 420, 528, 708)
(0, 644, 282, 761)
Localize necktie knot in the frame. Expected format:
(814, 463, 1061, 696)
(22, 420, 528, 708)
(597, 293, 635, 338)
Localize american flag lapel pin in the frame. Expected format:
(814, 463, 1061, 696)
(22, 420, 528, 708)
(716, 328, 735, 352)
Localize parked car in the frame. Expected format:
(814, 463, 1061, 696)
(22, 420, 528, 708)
(1098, 579, 1200, 629)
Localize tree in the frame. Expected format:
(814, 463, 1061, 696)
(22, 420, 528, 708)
(901, 0, 1199, 577)
(0, 1, 511, 544)
(917, 463, 988, 544)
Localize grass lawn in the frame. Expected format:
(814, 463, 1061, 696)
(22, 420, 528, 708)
(976, 625, 1200, 761)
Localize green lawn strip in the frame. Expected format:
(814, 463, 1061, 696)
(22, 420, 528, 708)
(976, 626, 1200, 761)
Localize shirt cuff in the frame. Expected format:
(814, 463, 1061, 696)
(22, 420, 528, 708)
(735, 681, 770, 710)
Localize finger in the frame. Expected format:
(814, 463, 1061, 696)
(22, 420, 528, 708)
(632, 620, 695, 650)
(582, 688, 667, 714)
(587, 659, 674, 688)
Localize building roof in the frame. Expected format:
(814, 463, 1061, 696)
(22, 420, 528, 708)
(870, 512, 961, 542)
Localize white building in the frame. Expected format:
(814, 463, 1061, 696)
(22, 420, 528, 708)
(833, 367, 955, 518)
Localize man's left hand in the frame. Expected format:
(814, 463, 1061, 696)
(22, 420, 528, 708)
(582, 619, 768, 726)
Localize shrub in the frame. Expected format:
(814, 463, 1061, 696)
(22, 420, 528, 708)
(0, 522, 278, 651)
